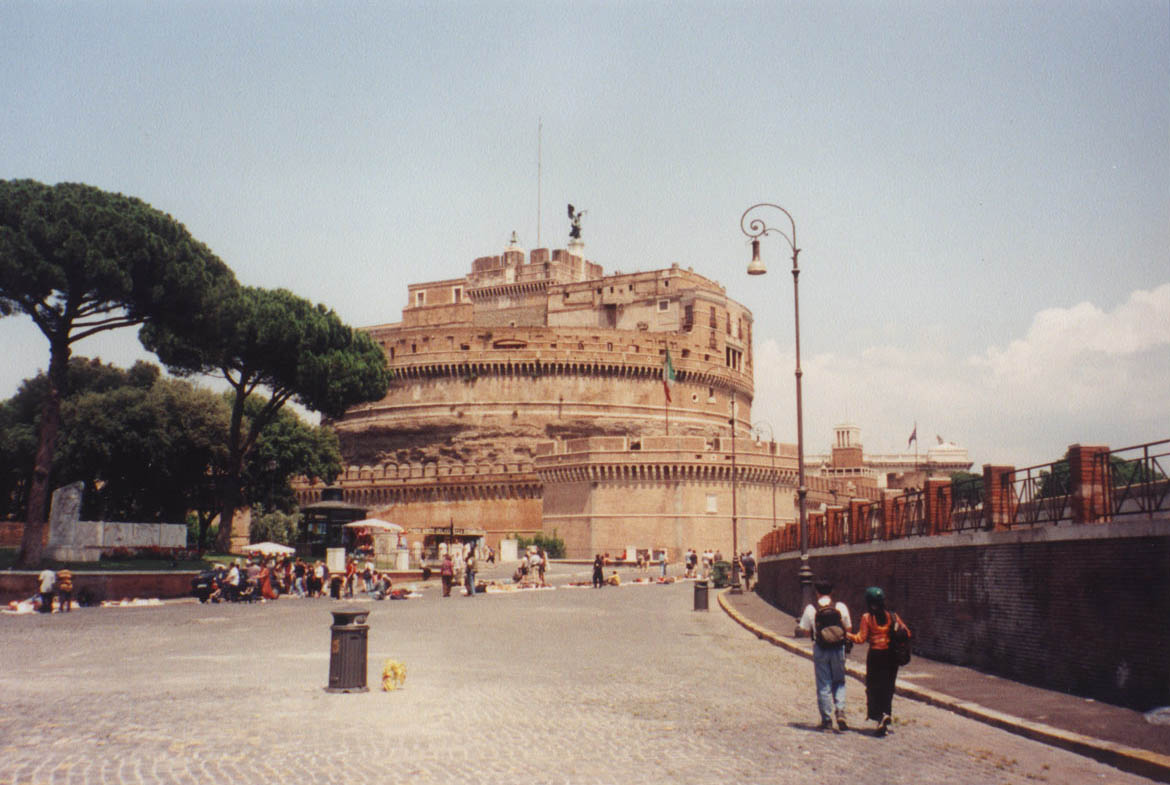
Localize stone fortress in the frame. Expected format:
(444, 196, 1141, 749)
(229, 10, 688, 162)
(298, 233, 905, 561)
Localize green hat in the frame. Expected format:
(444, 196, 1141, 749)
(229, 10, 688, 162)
(865, 586, 885, 603)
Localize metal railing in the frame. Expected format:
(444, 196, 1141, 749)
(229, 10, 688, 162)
(1099, 438, 1170, 520)
(891, 489, 927, 537)
(949, 474, 986, 532)
(861, 502, 886, 544)
(1006, 460, 1071, 527)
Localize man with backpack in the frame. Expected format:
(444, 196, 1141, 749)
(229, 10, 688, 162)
(797, 580, 853, 731)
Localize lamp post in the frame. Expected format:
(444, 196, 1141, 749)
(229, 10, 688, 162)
(740, 203, 814, 613)
(752, 421, 777, 536)
(729, 391, 741, 593)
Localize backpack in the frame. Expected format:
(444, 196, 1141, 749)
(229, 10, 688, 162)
(814, 602, 848, 649)
(888, 613, 911, 665)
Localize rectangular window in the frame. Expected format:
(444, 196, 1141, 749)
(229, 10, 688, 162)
(658, 299, 669, 312)
(706, 494, 718, 513)
(452, 287, 462, 303)
(415, 291, 425, 306)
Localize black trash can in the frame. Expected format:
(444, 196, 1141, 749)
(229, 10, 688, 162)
(693, 580, 709, 611)
(326, 608, 369, 693)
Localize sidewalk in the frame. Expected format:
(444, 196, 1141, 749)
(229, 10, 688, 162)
(719, 588, 1170, 784)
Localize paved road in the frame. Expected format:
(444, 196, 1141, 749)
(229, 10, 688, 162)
(0, 563, 1156, 785)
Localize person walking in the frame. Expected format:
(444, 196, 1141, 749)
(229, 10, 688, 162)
(440, 553, 454, 597)
(592, 554, 604, 588)
(797, 580, 852, 731)
(740, 551, 756, 591)
(848, 586, 910, 736)
(56, 568, 74, 612)
(536, 547, 547, 587)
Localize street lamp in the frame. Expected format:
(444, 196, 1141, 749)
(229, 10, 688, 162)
(729, 391, 741, 593)
(740, 203, 814, 613)
(752, 421, 778, 537)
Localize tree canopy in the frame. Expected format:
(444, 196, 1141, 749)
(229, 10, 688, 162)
(142, 285, 389, 549)
(1, 358, 345, 550)
(0, 180, 236, 565)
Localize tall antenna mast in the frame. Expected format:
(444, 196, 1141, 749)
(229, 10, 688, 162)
(536, 118, 543, 248)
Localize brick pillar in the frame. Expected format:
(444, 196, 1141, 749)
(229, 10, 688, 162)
(924, 477, 951, 535)
(882, 493, 898, 539)
(825, 507, 841, 546)
(849, 499, 867, 543)
(983, 464, 1016, 531)
(1069, 444, 1111, 523)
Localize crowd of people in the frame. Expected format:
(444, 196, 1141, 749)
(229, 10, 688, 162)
(197, 555, 402, 603)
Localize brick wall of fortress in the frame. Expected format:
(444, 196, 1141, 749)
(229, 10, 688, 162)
(535, 435, 803, 559)
(320, 325, 757, 554)
(331, 321, 755, 474)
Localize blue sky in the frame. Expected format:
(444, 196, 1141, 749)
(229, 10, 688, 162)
(2, 1, 1167, 468)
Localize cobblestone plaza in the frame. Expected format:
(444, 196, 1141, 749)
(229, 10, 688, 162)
(1, 565, 1156, 785)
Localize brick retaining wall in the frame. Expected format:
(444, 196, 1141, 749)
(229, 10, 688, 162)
(1, 571, 199, 605)
(756, 519, 1170, 711)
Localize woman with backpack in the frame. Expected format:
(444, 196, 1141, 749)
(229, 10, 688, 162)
(848, 586, 911, 736)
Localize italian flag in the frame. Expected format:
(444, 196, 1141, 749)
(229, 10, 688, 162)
(663, 349, 676, 404)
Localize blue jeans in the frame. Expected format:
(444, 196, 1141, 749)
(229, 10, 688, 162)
(813, 644, 847, 721)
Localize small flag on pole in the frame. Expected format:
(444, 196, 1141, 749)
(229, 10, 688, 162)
(907, 423, 917, 448)
(663, 349, 676, 404)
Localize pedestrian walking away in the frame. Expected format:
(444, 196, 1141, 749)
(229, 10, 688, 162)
(592, 554, 604, 588)
(739, 551, 755, 591)
(796, 580, 852, 731)
(848, 586, 911, 736)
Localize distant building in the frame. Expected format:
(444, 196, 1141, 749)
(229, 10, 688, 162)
(807, 423, 973, 492)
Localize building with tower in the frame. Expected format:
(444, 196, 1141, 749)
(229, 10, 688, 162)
(296, 232, 823, 561)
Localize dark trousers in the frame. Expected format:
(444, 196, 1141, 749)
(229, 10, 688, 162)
(58, 590, 72, 612)
(38, 591, 53, 613)
(865, 647, 899, 720)
(441, 575, 452, 597)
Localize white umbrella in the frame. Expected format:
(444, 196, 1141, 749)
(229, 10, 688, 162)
(241, 541, 296, 556)
(343, 518, 404, 532)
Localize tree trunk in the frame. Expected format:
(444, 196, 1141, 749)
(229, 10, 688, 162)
(17, 340, 69, 567)
(214, 386, 249, 553)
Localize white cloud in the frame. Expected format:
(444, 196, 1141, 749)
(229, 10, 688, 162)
(750, 284, 1170, 467)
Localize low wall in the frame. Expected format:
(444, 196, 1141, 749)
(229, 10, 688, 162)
(756, 517, 1170, 712)
(1, 571, 199, 605)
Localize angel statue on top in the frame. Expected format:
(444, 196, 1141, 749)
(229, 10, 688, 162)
(568, 204, 587, 239)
